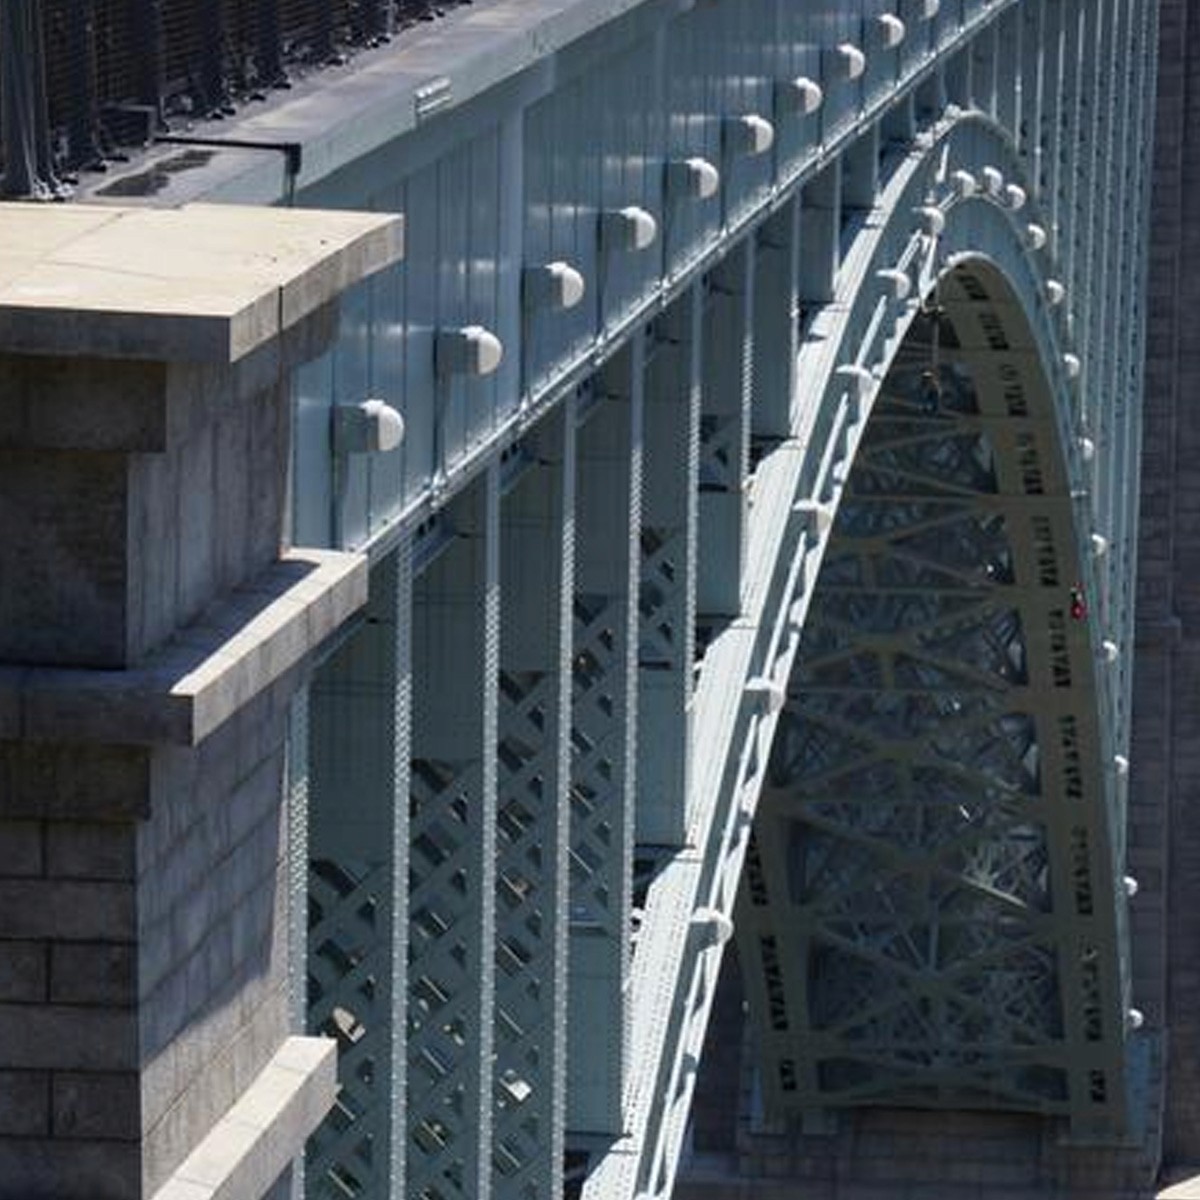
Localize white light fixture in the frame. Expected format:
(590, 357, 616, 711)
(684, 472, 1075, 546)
(725, 114, 776, 156)
(981, 165, 1004, 195)
(777, 76, 824, 115)
(1046, 278, 1066, 305)
(601, 205, 658, 253)
(917, 0, 940, 19)
(832, 42, 867, 79)
(1079, 436, 1096, 462)
(691, 907, 735, 947)
(1026, 222, 1048, 250)
(877, 12, 907, 46)
(1063, 352, 1081, 379)
(1114, 754, 1130, 776)
(335, 398, 405, 454)
(1091, 532, 1109, 558)
(746, 675, 787, 714)
(951, 168, 977, 198)
(1123, 874, 1139, 898)
(876, 266, 912, 300)
(667, 156, 721, 201)
(1102, 638, 1120, 662)
(436, 325, 504, 377)
(1127, 1008, 1145, 1032)
(915, 204, 946, 235)
(1004, 182, 1027, 210)
(523, 261, 586, 311)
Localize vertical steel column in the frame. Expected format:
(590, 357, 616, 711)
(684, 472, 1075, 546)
(637, 285, 702, 846)
(697, 243, 753, 625)
(307, 548, 412, 1199)
(408, 473, 499, 1200)
(493, 410, 575, 1200)
(568, 351, 642, 1137)
(0, 0, 56, 197)
(752, 199, 802, 442)
(799, 163, 840, 310)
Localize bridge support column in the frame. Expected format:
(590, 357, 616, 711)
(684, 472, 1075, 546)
(0, 203, 401, 1199)
(568, 349, 641, 1137)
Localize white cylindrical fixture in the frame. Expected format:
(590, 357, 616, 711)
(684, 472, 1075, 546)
(777, 75, 824, 115)
(835, 42, 867, 79)
(1123, 874, 1140, 898)
(1102, 638, 1120, 662)
(915, 204, 946, 235)
(523, 261, 586, 311)
(1115, 754, 1130, 776)
(602, 205, 658, 253)
(667, 156, 721, 201)
(1080, 436, 1096, 462)
(1046, 278, 1066, 305)
(917, 0, 940, 19)
(876, 267, 912, 300)
(878, 12, 907, 46)
(837, 362, 874, 399)
(1026, 222, 1048, 250)
(725, 114, 776, 156)
(981, 165, 1004, 195)
(746, 675, 787, 714)
(1063, 352, 1082, 379)
(1004, 182, 1028, 210)
(951, 168, 977, 198)
(1091, 532, 1109, 558)
(436, 325, 504, 378)
(1127, 1008, 1145, 1032)
(335, 398, 406, 454)
(691, 907, 735, 947)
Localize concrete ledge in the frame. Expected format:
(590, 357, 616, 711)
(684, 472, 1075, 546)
(0, 549, 367, 745)
(1160, 1171, 1200, 1198)
(0, 204, 403, 362)
(150, 1036, 337, 1200)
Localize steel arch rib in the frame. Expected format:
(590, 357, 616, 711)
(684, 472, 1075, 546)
(588, 109, 1139, 1200)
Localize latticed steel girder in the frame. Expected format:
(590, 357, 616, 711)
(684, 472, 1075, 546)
(740, 267, 1131, 1140)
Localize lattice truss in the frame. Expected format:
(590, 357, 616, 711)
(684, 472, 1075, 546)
(741, 295, 1124, 1124)
(494, 668, 559, 1198)
(308, 858, 394, 1198)
(571, 593, 628, 937)
(408, 757, 487, 1200)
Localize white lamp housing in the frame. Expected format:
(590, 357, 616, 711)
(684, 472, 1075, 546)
(1004, 182, 1028, 210)
(746, 675, 787, 714)
(691, 907, 735, 947)
(837, 362, 874, 401)
(777, 75, 824, 115)
(1091, 532, 1109, 558)
(1123, 874, 1140, 898)
(335, 398, 405, 454)
(877, 12, 906, 46)
(794, 499, 835, 539)
(602, 205, 658, 253)
(951, 168, 977, 198)
(1046, 278, 1066, 305)
(1026, 222, 1048, 250)
(1102, 638, 1120, 663)
(915, 204, 946, 236)
(833, 42, 867, 80)
(876, 266, 912, 300)
(1079, 435, 1096, 462)
(668, 156, 721, 201)
(1063, 352, 1082, 379)
(1127, 1008, 1145, 1032)
(437, 325, 504, 378)
(523, 261, 586, 311)
(981, 165, 1004, 195)
(725, 114, 776, 156)
(917, 0, 940, 19)
(1115, 754, 1130, 776)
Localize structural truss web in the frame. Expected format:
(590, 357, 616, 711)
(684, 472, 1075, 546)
(741, 270, 1129, 1137)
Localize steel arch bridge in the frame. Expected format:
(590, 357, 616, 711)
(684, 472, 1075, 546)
(163, 0, 1158, 1195)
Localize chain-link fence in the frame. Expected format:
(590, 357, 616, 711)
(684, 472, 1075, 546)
(1, 0, 469, 196)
